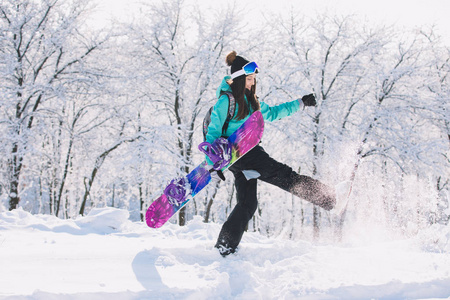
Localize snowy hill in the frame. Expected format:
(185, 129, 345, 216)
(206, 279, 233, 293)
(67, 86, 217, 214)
(1, 207, 449, 300)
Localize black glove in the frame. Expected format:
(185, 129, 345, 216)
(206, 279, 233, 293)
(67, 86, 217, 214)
(301, 94, 316, 107)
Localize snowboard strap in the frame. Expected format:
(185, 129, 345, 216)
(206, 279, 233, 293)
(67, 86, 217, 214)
(212, 170, 226, 181)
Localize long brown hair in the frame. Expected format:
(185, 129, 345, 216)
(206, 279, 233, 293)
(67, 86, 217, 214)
(231, 76, 260, 120)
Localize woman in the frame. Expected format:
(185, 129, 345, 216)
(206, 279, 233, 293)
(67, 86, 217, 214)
(206, 51, 336, 256)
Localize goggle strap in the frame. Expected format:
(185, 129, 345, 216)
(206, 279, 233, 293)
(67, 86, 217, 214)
(230, 69, 246, 79)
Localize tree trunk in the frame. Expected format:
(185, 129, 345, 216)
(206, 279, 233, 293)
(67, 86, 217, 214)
(8, 142, 23, 210)
(313, 206, 320, 240)
(80, 168, 97, 216)
(56, 136, 73, 216)
(80, 143, 120, 215)
(139, 183, 144, 222)
(204, 180, 221, 223)
(312, 113, 321, 239)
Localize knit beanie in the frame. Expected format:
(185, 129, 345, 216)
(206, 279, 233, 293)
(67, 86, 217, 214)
(226, 51, 254, 79)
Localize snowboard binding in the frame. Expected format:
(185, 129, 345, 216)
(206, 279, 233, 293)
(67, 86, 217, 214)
(198, 138, 231, 181)
(163, 177, 190, 206)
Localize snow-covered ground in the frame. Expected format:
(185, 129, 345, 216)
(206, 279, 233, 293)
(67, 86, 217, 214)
(0, 207, 449, 300)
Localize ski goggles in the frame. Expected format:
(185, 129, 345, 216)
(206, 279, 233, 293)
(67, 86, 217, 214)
(230, 61, 259, 79)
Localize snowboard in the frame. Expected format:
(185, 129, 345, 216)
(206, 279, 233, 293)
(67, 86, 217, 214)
(146, 110, 264, 228)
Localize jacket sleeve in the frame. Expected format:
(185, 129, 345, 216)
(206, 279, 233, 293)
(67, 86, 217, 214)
(204, 94, 230, 165)
(205, 94, 229, 144)
(260, 99, 302, 122)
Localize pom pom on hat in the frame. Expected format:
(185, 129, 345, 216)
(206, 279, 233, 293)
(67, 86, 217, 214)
(226, 51, 237, 66)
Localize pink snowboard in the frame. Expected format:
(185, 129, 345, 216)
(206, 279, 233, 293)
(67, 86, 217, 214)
(146, 111, 264, 228)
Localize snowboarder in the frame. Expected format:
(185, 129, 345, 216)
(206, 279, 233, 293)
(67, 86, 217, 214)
(206, 51, 336, 256)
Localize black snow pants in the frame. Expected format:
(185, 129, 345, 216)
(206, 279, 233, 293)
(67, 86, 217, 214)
(215, 145, 336, 252)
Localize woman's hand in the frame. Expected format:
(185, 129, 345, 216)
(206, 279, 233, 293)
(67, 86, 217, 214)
(301, 94, 317, 107)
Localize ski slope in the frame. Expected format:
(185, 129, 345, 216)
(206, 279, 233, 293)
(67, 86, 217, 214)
(0, 207, 449, 299)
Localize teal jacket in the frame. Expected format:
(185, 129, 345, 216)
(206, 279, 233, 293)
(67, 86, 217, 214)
(205, 76, 302, 145)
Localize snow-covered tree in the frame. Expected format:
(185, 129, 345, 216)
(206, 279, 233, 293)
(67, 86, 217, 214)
(0, 0, 109, 211)
(125, 0, 241, 225)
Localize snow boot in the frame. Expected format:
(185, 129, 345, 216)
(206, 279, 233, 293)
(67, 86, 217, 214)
(215, 239, 237, 257)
